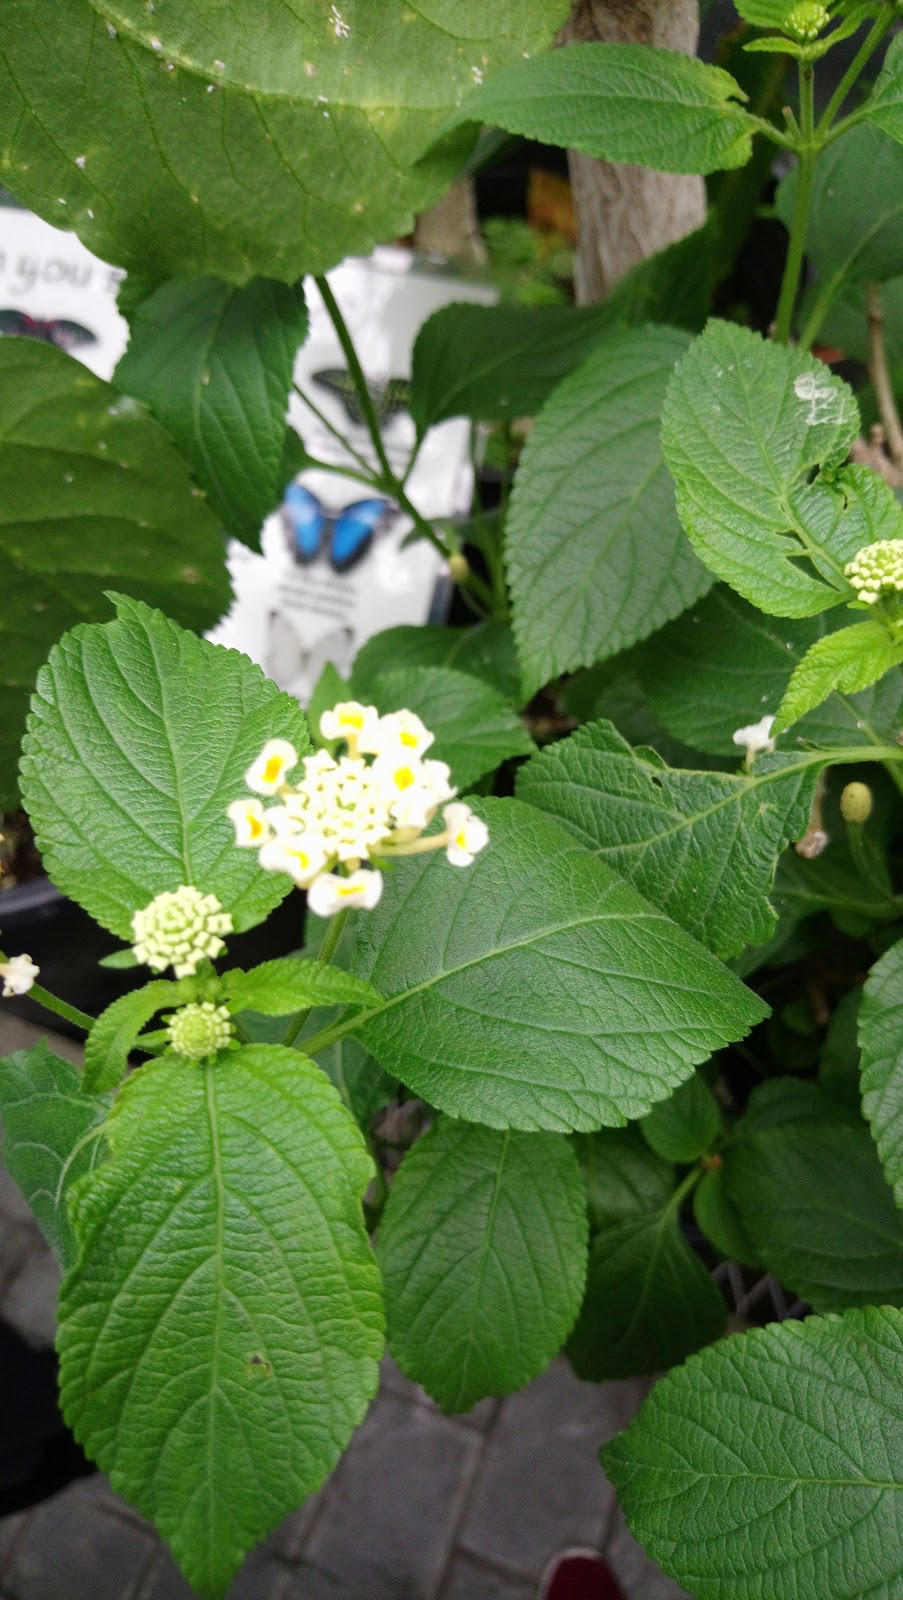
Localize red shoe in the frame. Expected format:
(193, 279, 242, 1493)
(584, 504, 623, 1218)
(538, 1549, 626, 1600)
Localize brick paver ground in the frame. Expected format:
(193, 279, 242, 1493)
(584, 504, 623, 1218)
(0, 1015, 689, 1600)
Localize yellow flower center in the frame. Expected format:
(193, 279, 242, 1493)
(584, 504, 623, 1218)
(263, 754, 283, 785)
(394, 766, 416, 791)
(342, 711, 364, 730)
(248, 814, 264, 840)
(338, 882, 365, 898)
(400, 730, 418, 748)
(456, 830, 467, 850)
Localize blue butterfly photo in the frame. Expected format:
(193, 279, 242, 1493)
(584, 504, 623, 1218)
(280, 483, 400, 574)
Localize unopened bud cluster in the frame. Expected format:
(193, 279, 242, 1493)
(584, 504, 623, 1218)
(227, 702, 489, 916)
(167, 1001, 234, 1061)
(785, 2, 829, 41)
(132, 885, 233, 978)
(845, 540, 903, 606)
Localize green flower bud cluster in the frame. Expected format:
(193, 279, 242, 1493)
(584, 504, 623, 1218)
(844, 540, 903, 606)
(167, 1001, 234, 1061)
(132, 885, 233, 979)
(784, 2, 829, 41)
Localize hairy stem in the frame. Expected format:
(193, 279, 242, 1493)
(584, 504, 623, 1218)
(774, 61, 816, 345)
(0, 954, 96, 1035)
(866, 280, 903, 468)
(817, 9, 897, 138)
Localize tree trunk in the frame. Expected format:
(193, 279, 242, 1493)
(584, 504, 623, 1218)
(560, 0, 706, 304)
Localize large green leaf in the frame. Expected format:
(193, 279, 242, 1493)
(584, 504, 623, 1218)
(349, 796, 766, 1133)
(407, 224, 716, 434)
(446, 44, 759, 175)
(776, 126, 903, 316)
(516, 719, 821, 959)
(58, 1044, 384, 1599)
(0, 338, 229, 808)
(222, 957, 380, 1018)
(638, 586, 903, 757)
(573, 1127, 674, 1234)
(0, 1041, 110, 1269)
(774, 621, 903, 733)
(865, 33, 903, 151)
(350, 622, 521, 708)
(116, 277, 309, 548)
(20, 596, 310, 940)
(604, 1306, 903, 1600)
(367, 665, 534, 789)
(661, 320, 898, 617)
(860, 936, 903, 1209)
(567, 1209, 725, 1382)
(506, 324, 711, 698)
(726, 1084, 903, 1312)
(378, 1119, 587, 1411)
(0, 0, 567, 284)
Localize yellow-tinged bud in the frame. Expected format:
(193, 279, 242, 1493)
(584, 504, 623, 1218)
(448, 551, 470, 584)
(785, 2, 829, 41)
(167, 1001, 233, 1061)
(840, 781, 873, 825)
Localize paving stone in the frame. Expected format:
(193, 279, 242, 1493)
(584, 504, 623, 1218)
(139, 1547, 290, 1600)
(603, 1508, 692, 1600)
(459, 1360, 646, 1581)
(0, 1017, 82, 1069)
(0, 1246, 59, 1347)
(0, 1167, 35, 1230)
(3, 1489, 158, 1600)
(439, 1552, 535, 1600)
(302, 1391, 481, 1600)
(0, 1514, 26, 1577)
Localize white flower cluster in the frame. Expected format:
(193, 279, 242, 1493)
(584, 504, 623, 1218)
(132, 885, 233, 978)
(732, 714, 776, 762)
(167, 1001, 234, 1061)
(845, 540, 903, 606)
(0, 953, 39, 997)
(228, 701, 490, 916)
(785, 2, 829, 41)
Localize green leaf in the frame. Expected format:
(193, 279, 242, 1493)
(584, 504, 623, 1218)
(378, 1119, 587, 1411)
(351, 622, 520, 707)
(0, 339, 229, 809)
(567, 1209, 726, 1382)
(776, 125, 903, 316)
(222, 957, 380, 1018)
(366, 665, 533, 790)
(0, 0, 567, 284)
(604, 1305, 903, 1600)
(572, 1128, 674, 1234)
(84, 979, 195, 1093)
(661, 320, 893, 617)
(860, 936, 903, 1209)
(639, 586, 903, 756)
(516, 718, 821, 959)
(307, 660, 350, 752)
(116, 277, 309, 548)
(408, 223, 718, 435)
(506, 324, 711, 698)
(774, 620, 903, 733)
(734, 0, 798, 22)
(726, 1083, 903, 1312)
(313, 1034, 396, 1134)
(349, 796, 767, 1133)
(641, 1073, 721, 1163)
(446, 44, 759, 176)
(865, 32, 903, 150)
(693, 1165, 761, 1267)
(0, 1041, 110, 1268)
(58, 1045, 384, 1599)
(20, 596, 310, 941)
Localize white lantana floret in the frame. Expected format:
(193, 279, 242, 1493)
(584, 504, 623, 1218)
(228, 702, 491, 915)
(845, 540, 903, 606)
(307, 868, 384, 917)
(168, 1001, 234, 1061)
(132, 885, 233, 977)
(244, 738, 299, 795)
(0, 953, 39, 997)
(443, 803, 490, 867)
(732, 714, 776, 762)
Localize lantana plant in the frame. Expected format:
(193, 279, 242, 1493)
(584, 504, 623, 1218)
(5, 3, 903, 1599)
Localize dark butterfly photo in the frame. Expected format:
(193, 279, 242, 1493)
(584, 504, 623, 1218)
(0, 310, 97, 352)
(280, 482, 400, 574)
(312, 366, 411, 430)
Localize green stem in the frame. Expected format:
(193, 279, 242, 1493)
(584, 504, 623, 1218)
(293, 383, 375, 477)
(774, 61, 817, 345)
(281, 909, 348, 1049)
(816, 9, 896, 137)
(0, 952, 96, 1033)
(797, 270, 843, 352)
(665, 1164, 705, 1216)
(314, 275, 396, 485)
